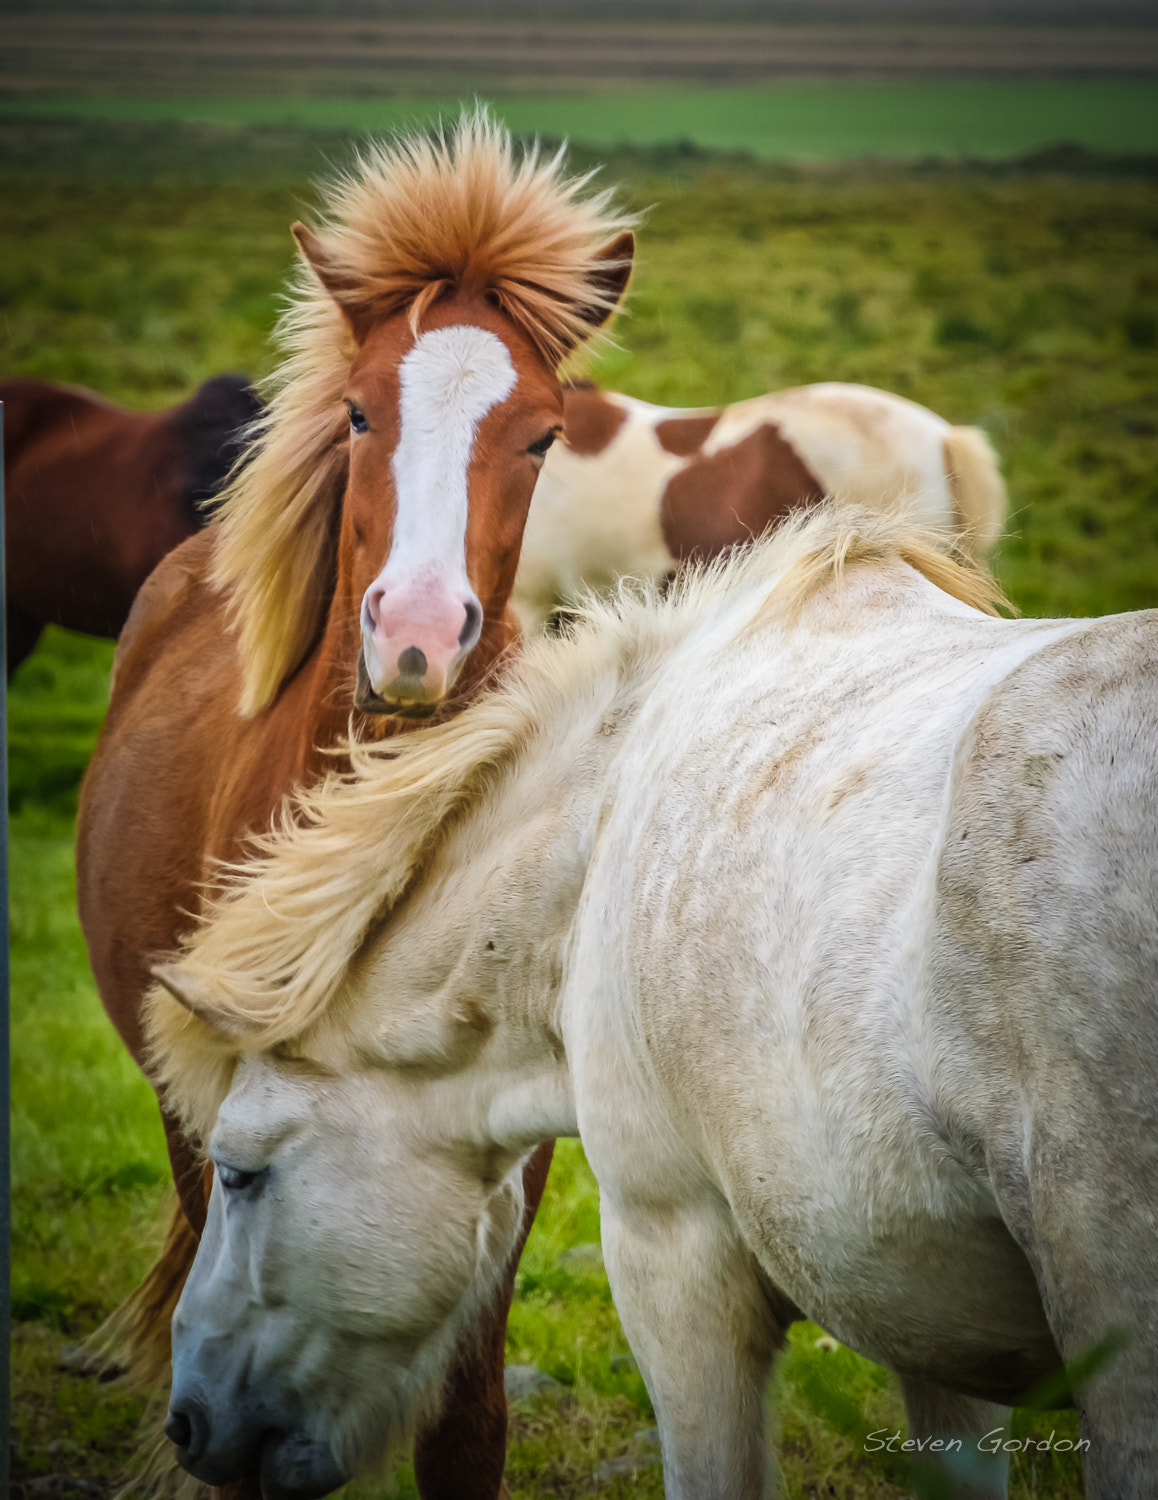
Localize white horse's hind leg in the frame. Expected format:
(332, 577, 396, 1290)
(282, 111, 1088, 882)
(601, 1198, 784, 1500)
(899, 1378, 1010, 1500)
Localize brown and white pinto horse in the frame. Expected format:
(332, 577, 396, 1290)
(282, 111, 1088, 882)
(1, 373, 261, 672)
(75, 114, 633, 1499)
(514, 380, 1006, 628)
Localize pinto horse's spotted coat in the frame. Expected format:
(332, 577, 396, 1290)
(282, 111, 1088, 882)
(514, 380, 1007, 628)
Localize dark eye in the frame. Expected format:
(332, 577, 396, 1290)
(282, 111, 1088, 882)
(346, 404, 369, 435)
(527, 430, 557, 460)
(216, 1163, 262, 1192)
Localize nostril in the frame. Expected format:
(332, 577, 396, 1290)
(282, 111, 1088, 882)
(165, 1401, 207, 1459)
(459, 598, 483, 648)
(364, 585, 385, 630)
(396, 646, 428, 679)
(164, 1410, 192, 1449)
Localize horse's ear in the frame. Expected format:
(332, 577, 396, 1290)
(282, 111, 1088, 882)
(292, 222, 372, 338)
(151, 963, 263, 1041)
(575, 230, 635, 338)
(292, 223, 354, 298)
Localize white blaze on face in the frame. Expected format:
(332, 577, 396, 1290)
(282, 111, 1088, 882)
(361, 324, 517, 704)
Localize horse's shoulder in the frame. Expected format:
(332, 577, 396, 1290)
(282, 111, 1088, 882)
(113, 529, 225, 686)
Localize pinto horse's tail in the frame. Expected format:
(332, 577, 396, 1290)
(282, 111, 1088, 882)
(943, 426, 1008, 562)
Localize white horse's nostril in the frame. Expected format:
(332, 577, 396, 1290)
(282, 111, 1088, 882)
(165, 1398, 208, 1460)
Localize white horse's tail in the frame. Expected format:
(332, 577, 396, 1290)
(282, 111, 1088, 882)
(942, 426, 1007, 561)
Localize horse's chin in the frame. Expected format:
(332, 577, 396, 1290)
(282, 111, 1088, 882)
(355, 653, 442, 719)
(259, 1431, 350, 1500)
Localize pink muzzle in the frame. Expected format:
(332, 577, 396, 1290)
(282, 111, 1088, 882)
(359, 575, 483, 713)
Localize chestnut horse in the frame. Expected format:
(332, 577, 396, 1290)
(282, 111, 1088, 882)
(76, 113, 633, 1499)
(514, 380, 1006, 628)
(1, 373, 261, 673)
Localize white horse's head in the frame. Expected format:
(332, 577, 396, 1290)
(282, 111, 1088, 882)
(163, 1049, 529, 1494)
(151, 635, 598, 1491)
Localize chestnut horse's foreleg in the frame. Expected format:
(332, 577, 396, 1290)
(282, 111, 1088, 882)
(412, 1140, 555, 1500)
(82, 1114, 207, 1389)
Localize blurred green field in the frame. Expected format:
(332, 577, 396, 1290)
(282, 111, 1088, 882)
(7, 117, 1156, 1495)
(6, 79, 1158, 161)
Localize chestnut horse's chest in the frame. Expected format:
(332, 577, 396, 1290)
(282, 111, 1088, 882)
(77, 537, 327, 1053)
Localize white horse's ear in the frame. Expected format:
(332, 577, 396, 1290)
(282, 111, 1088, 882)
(151, 963, 263, 1040)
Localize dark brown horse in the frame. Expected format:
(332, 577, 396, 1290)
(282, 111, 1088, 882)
(75, 114, 633, 1499)
(1, 374, 261, 673)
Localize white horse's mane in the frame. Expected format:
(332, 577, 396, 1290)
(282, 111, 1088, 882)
(147, 504, 1005, 1140)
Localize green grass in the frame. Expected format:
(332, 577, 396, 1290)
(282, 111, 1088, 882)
(7, 120, 1153, 1493)
(4, 79, 1158, 161)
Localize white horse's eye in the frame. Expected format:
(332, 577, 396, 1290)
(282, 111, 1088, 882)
(217, 1163, 262, 1192)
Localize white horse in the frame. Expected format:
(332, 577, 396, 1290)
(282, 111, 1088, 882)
(513, 381, 1007, 629)
(149, 507, 1156, 1500)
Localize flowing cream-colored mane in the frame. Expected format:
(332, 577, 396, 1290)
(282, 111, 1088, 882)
(149, 505, 1007, 1139)
(211, 109, 636, 716)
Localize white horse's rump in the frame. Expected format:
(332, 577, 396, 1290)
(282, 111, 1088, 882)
(514, 381, 1007, 629)
(151, 509, 1156, 1499)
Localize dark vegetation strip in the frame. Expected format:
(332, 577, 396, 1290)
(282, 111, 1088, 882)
(4, 13, 1158, 94)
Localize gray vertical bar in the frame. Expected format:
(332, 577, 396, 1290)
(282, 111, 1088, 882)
(1, 400, 10, 1489)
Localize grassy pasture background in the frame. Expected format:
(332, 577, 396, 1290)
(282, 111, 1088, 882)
(5, 66, 1158, 1500)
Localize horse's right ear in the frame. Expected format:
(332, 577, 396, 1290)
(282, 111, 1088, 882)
(151, 963, 262, 1041)
(292, 223, 371, 338)
(292, 223, 353, 297)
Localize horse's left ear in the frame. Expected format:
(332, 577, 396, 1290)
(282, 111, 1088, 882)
(575, 230, 635, 337)
(151, 963, 263, 1041)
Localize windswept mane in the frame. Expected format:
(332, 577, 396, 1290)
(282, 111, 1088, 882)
(210, 109, 636, 716)
(149, 505, 1007, 1139)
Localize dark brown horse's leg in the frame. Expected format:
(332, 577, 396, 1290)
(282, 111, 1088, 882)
(412, 1141, 556, 1500)
(6, 605, 43, 677)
